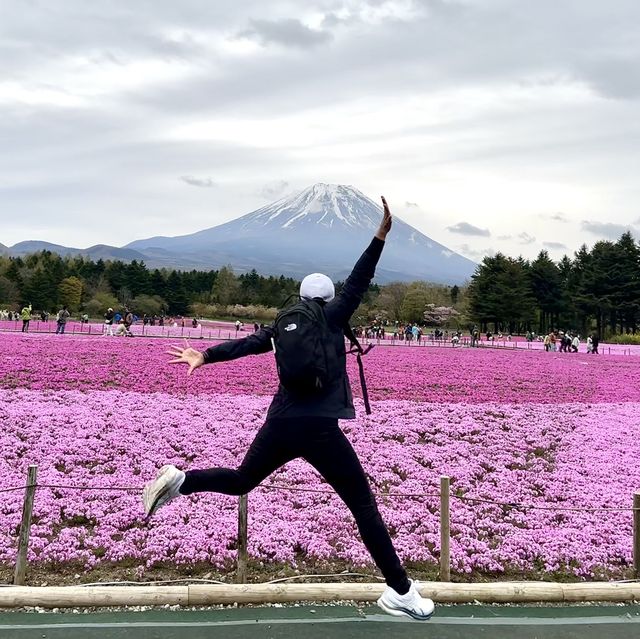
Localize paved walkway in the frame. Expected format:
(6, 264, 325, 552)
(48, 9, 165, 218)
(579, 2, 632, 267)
(1, 605, 640, 638)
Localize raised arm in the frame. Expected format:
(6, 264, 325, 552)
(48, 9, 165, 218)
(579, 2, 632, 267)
(202, 326, 274, 363)
(324, 196, 392, 328)
(167, 326, 274, 375)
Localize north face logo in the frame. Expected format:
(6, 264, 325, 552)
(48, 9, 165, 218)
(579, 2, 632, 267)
(284, 323, 297, 332)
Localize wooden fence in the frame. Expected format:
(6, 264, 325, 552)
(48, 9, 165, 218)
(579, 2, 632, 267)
(8, 465, 640, 586)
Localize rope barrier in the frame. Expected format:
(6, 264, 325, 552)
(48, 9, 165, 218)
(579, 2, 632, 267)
(37, 483, 140, 492)
(263, 482, 639, 512)
(3, 480, 637, 512)
(0, 486, 24, 494)
(0, 483, 138, 493)
(451, 494, 638, 512)
(260, 483, 441, 499)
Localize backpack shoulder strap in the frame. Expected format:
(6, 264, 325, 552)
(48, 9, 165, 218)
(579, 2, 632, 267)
(279, 293, 302, 310)
(344, 324, 374, 356)
(343, 324, 373, 415)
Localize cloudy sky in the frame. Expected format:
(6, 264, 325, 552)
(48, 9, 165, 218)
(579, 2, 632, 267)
(1, 0, 639, 262)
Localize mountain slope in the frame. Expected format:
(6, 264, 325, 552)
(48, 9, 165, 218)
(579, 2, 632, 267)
(6, 184, 476, 283)
(8, 241, 147, 262)
(126, 184, 476, 283)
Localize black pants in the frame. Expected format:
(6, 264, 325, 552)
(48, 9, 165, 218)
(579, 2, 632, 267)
(180, 416, 410, 594)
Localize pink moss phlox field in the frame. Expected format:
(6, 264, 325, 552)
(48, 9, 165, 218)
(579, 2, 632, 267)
(3, 332, 640, 403)
(4, 318, 640, 355)
(0, 388, 637, 577)
(1, 331, 639, 579)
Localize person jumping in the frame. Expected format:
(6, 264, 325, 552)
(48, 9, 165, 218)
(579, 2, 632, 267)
(142, 196, 435, 621)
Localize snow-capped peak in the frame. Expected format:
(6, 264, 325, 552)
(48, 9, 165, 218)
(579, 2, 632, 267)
(243, 183, 382, 232)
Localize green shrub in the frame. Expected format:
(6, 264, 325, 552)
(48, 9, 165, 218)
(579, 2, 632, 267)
(190, 302, 278, 322)
(607, 334, 640, 345)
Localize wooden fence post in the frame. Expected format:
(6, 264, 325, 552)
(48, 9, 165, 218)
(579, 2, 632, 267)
(634, 492, 640, 579)
(14, 465, 38, 585)
(237, 494, 248, 584)
(440, 476, 451, 582)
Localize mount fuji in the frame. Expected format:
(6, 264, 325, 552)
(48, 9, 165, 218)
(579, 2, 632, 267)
(126, 184, 476, 284)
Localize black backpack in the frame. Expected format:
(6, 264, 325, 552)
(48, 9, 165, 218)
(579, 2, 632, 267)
(273, 298, 339, 397)
(273, 298, 374, 413)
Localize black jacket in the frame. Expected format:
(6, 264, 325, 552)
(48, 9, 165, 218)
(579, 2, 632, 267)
(202, 237, 385, 419)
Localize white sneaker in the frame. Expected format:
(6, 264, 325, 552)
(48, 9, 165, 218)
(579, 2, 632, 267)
(143, 465, 185, 518)
(377, 580, 435, 620)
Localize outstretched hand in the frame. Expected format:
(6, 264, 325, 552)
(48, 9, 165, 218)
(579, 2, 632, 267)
(375, 196, 393, 240)
(167, 339, 205, 376)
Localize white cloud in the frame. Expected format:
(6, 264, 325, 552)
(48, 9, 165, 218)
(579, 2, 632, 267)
(237, 18, 332, 49)
(457, 243, 495, 261)
(0, 0, 639, 261)
(518, 232, 536, 245)
(581, 221, 636, 240)
(259, 180, 290, 199)
(447, 222, 491, 237)
(180, 175, 216, 188)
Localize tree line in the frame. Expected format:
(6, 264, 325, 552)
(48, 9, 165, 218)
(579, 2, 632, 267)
(4, 232, 637, 337)
(0, 233, 640, 337)
(467, 232, 640, 338)
(0, 250, 465, 324)
(0, 251, 300, 319)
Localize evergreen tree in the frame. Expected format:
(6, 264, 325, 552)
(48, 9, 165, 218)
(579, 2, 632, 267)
(468, 254, 506, 330)
(165, 271, 188, 315)
(239, 269, 261, 304)
(0, 275, 19, 306)
(557, 254, 576, 330)
(529, 250, 562, 333)
(124, 260, 152, 297)
(21, 267, 56, 311)
(573, 241, 617, 338)
(450, 284, 460, 306)
(468, 254, 536, 333)
(104, 261, 127, 295)
(211, 266, 239, 306)
(150, 269, 169, 300)
(612, 232, 640, 333)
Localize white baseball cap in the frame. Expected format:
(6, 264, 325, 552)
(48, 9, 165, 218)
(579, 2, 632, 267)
(300, 273, 335, 302)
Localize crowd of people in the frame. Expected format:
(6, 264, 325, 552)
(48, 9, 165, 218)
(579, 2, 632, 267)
(0, 303, 211, 338)
(353, 322, 465, 345)
(538, 330, 600, 354)
(0, 305, 612, 355)
(109, 309, 204, 336)
(0, 304, 72, 334)
(347, 322, 605, 355)
(102, 307, 136, 337)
